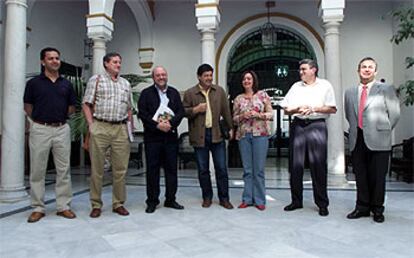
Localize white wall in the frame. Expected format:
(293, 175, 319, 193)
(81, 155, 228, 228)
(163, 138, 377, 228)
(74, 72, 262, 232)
(27, 1, 88, 74)
(341, 1, 395, 91)
(151, 1, 201, 91)
(108, 0, 140, 75)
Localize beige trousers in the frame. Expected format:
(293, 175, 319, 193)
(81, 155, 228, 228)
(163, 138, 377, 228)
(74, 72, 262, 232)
(89, 120, 130, 209)
(29, 122, 72, 213)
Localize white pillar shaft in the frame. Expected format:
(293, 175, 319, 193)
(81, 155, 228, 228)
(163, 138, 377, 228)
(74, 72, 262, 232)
(92, 38, 107, 75)
(200, 30, 216, 68)
(324, 21, 345, 174)
(0, 0, 28, 202)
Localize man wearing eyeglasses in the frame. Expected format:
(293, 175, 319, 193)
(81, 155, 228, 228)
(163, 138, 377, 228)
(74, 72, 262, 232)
(281, 59, 337, 217)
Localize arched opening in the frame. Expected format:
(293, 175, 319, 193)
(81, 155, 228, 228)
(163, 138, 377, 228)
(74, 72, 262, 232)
(226, 27, 317, 167)
(227, 27, 316, 100)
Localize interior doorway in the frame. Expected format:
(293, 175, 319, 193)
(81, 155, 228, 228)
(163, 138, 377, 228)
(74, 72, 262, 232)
(226, 27, 316, 167)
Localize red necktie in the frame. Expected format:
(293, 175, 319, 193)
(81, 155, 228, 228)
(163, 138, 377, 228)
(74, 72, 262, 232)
(358, 85, 367, 129)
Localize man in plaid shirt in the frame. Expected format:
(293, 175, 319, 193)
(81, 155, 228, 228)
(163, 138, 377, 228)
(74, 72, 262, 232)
(82, 52, 133, 218)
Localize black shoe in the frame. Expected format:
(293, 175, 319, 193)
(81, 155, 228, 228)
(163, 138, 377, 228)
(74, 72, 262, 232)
(284, 203, 303, 211)
(145, 205, 156, 213)
(373, 213, 385, 223)
(164, 201, 184, 210)
(346, 209, 370, 219)
(319, 207, 329, 216)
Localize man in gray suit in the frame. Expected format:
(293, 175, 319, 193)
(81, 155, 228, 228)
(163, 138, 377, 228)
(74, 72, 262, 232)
(344, 57, 400, 223)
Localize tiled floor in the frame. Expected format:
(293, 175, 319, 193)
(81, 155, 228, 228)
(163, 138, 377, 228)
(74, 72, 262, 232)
(1, 162, 413, 258)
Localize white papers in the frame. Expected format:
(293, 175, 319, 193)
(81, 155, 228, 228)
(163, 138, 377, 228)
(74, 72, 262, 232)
(152, 104, 175, 122)
(127, 121, 134, 142)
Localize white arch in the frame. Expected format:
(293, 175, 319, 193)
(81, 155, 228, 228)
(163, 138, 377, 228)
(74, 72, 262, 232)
(124, 0, 153, 48)
(217, 13, 325, 89)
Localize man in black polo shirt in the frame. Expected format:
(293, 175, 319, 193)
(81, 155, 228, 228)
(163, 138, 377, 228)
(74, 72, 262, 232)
(23, 47, 77, 223)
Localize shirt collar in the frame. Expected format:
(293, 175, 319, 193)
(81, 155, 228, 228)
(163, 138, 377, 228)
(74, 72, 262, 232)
(40, 72, 63, 82)
(155, 84, 168, 93)
(104, 71, 119, 82)
(301, 77, 319, 87)
(359, 80, 375, 90)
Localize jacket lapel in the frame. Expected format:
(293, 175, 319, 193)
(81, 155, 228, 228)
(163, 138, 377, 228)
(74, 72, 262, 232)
(364, 83, 380, 110)
(353, 86, 359, 115)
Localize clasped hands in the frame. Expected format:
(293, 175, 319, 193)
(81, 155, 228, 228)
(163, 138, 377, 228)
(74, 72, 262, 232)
(297, 105, 315, 116)
(157, 118, 172, 132)
(241, 110, 264, 120)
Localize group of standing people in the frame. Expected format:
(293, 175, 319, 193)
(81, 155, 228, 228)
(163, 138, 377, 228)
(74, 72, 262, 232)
(24, 47, 400, 224)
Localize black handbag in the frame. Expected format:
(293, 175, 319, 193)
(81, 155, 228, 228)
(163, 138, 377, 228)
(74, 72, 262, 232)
(219, 119, 230, 140)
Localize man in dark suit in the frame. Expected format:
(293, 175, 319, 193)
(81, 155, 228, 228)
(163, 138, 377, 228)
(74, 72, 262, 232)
(344, 57, 400, 223)
(138, 66, 185, 213)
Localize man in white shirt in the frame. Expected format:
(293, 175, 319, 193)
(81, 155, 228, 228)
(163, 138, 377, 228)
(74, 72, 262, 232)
(281, 59, 337, 216)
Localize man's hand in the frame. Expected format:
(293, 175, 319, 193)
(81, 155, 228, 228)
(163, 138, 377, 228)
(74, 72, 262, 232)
(157, 119, 171, 132)
(229, 129, 234, 140)
(193, 103, 207, 114)
(298, 105, 312, 116)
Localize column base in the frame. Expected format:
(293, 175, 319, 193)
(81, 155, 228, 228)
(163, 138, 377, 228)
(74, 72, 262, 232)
(0, 186, 29, 203)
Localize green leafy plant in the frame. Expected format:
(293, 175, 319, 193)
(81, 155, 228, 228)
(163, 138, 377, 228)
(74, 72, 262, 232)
(67, 77, 87, 141)
(121, 74, 151, 115)
(391, 7, 414, 106)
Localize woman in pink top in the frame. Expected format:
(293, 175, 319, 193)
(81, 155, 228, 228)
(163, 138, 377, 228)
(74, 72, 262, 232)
(233, 71, 273, 210)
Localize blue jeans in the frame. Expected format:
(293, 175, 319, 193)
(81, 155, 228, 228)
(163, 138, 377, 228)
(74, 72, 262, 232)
(194, 129, 229, 202)
(238, 133, 268, 205)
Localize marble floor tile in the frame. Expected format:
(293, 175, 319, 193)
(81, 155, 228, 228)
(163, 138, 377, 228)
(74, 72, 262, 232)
(1, 166, 413, 258)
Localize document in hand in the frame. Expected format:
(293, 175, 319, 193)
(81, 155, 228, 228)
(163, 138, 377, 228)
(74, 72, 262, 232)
(152, 104, 175, 122)
(127, 121, 134, 142)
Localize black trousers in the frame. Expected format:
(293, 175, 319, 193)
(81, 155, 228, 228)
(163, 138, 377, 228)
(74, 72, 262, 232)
(352, 128, 390, 214)
(144, 141, 179, 206)
(289, 118, 329, 208)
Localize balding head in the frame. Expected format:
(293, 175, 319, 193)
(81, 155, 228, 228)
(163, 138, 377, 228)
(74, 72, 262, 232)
(152, 66, 168, 90)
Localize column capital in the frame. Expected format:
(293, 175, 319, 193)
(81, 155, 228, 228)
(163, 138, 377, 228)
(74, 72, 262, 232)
(195, 1, 220, 32)
(318, 0, 344, 23)
(322, 14, 344, 25)
(86, 14, 113, 41)
(138, 48, 155, 74)
(5, 0, 27, 8)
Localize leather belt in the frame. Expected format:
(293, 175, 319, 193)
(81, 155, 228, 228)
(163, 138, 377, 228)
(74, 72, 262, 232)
(293, 118, 325, 125)
(95, 118, 127, 124)
(33, 120, 66, 127)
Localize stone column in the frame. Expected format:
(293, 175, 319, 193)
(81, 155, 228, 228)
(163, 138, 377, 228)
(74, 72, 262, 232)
(200, 29, 216, 67)
(322, 15, 345, 174)
(0, 0, 29, 202)
(91, 38, 107, 75)
(195, 1, 220, 68)
(86, 13, 113, 75)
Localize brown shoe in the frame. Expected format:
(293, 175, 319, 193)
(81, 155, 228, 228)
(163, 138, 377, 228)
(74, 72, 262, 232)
(219, 201, 234, 209)
(89, 208, 101, 218)
(56, 210, 76, 219)
(27, 212, 45, 223)
(113, 206, 129, 216)
(202, 199, 212, 208)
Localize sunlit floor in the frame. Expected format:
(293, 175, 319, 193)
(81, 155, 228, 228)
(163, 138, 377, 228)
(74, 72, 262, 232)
(1, 159, 413, 258)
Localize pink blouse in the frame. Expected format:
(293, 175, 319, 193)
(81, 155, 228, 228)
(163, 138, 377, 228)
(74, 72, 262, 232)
(233, 90, 273, 140)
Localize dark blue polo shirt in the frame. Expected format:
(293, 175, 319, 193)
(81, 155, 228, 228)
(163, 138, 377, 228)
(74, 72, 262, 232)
(23, 73, 76, 123)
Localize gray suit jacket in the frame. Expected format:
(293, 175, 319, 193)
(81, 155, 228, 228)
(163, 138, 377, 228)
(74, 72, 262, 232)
(344, 82, 400, 151)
